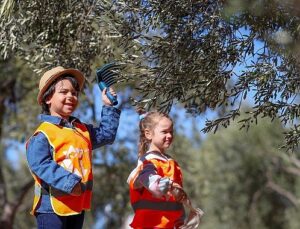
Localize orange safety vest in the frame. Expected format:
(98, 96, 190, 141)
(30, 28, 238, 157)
(128, 151, 185, 228)
(28, 121, 93, 216)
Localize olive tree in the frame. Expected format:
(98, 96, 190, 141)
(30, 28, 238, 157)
(111, 0, 300, 150)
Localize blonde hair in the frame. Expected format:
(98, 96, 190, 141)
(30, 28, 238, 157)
(137, 108, 173, 157)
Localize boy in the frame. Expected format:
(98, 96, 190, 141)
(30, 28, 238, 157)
(26, 66, 120, 229)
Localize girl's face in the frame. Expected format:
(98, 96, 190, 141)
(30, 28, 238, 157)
(146, 117, 173, 153)
(46, 79, 79, 119)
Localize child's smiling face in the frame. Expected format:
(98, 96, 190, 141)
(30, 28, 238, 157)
(46, 79, 79, 119)
(147, 117, 174, 153)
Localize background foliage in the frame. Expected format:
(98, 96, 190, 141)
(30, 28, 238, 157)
(1, 0, 300, 228)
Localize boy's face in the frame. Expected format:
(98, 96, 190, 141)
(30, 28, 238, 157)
(46, 79, 79, 119)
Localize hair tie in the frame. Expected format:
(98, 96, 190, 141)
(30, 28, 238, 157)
(139, 113, 148, 120)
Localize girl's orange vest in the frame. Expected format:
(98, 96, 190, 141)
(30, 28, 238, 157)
(29, 121, 93, 216)
(128, 151, 185, 228)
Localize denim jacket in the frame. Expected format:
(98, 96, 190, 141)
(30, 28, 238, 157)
(26, 105, 120, 213)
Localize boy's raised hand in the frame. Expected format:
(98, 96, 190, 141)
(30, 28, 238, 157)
(102, 87, 117, 106)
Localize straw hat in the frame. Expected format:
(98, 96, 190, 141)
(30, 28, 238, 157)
(37, 66, 85, 105)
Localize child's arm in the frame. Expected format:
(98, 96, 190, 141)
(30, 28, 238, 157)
(169, 182, 188, 202)
(86, 88, 121, 149)
(132, 160, 188, 201)
(134, 162, 177, 198)
(26, 133, 82, 194)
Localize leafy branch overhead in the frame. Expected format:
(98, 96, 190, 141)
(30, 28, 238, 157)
(112, 0, 300, 150)
(1, 0, 300, 150)
(0, 0, 126, 75)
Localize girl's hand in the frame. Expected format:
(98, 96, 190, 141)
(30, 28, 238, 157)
(170, 182, 187, 202)
(102, 87, 117, 106)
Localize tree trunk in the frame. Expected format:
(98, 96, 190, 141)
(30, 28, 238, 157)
(1, 203, 14, 229)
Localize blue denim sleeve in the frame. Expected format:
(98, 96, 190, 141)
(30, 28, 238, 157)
(86, 105, 121, 150)
(26, 133, 81, 193)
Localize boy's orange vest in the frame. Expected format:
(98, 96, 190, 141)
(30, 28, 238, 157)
(29, 121, 93, 216)
(128, 152, 185, 228)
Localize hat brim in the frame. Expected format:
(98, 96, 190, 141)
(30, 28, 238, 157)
(37, 68, 85, 105)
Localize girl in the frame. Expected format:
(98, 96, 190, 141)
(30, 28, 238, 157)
(127, 110, 203, 229)
(26, 66, 121, 229)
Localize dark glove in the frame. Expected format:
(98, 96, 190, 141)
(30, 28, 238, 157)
(70, 182, 82, 196)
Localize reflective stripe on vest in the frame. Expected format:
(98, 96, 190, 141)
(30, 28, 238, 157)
(36, 180, 93, 197)
(132, 200, 183, 211)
